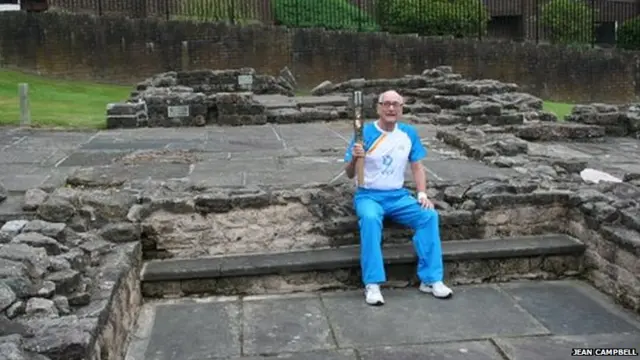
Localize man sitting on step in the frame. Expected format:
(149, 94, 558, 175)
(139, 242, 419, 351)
(343, 89, 453, 306)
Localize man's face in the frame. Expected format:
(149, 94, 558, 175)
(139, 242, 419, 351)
(377, 94, 404, 123)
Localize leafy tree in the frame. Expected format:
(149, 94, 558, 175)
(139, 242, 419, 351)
(272, 0, 379, 32)
(376, 0, 490, 38)
(617, 16, 640, 50)
(175, 0, 261, 24)
(540, 0, 596, 45)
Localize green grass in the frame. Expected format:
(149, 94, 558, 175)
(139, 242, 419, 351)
(543, 101, 574, 121)
(0, 69, 131, 129)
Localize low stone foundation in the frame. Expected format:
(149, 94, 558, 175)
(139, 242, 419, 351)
(106, 67, 296, 129)
(315, 66, 556, 126)
(140, 253, 584, 298)
(105, 65, 559, 129)
(16, 163, 637, 309)
(122, 179, 574, 259)
(566, 103, 640, 138)
(567, 208, 640, 312)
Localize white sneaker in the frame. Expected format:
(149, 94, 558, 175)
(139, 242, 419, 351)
(419, 281, 453, 299)
(364, 284, 385, 306)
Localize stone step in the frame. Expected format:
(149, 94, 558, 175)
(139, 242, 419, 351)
(140, 234, 586, 298)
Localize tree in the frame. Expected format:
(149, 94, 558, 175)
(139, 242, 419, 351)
(540, 0, 596, 45)
(376, 0, 490, 38)
(175, 0, 261, 24)
(617, 16, 640, 50)
(272, 0, 379, 32)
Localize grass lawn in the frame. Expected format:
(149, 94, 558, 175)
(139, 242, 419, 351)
(0, 69, 131, 129)
(543, 101, 574, 121)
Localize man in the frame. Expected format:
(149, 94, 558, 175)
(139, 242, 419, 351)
(343, 90, 453, 306)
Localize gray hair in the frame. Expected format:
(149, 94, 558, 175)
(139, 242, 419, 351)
(378, 90, 404, 104)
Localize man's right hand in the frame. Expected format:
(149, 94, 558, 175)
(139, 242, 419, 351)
(352, 143, 365, 158)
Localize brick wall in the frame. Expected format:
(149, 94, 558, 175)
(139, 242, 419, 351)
(1, 11, 638, 103)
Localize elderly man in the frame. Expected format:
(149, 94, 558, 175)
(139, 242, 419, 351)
(343, 90, 453, 306)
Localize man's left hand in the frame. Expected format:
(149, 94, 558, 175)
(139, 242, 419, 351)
(417, 192, 434, 209)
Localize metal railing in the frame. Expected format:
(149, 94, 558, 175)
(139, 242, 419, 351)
(45, 0, 640, 48)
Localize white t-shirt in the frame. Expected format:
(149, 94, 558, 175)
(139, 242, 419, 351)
(344, 121, 426, 190)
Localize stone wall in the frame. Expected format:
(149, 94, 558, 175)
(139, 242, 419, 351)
(0, 11, 639, 104)
(0, 188, 143, 360)
(566, 103, 640, 138)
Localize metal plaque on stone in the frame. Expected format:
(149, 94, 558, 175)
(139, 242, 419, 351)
(238, 74, 253, 90)
(167, 105, 190, 118)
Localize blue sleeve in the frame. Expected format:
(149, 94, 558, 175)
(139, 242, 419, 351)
(344, 136, 355, 163)
(407, 126, 427, 163)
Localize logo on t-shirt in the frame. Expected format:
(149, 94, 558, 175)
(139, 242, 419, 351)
(381, 155, 394, 175)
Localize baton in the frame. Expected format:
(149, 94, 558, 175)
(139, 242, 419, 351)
(353, 91, 364, 186)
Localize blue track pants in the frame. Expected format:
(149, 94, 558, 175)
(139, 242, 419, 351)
(354, 187, 444, 285)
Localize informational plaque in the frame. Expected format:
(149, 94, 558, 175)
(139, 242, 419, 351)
(238, 74, 253, 87)
(167, 105, 189, 118)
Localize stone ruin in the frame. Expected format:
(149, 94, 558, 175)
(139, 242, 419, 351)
(106, 65, 561, 130)
(566, 103, 640, 138)
(311, 65, 559, 126)
(1, 65, 640, 359)
(0, 186, 139, 360)
(106, 64, 640, 138)
(106, 67, 298, 129)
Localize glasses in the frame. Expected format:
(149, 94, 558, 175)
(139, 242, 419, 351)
(379, 101, 403, 108)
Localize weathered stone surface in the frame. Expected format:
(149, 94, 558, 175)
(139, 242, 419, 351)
(0, 182, 7, 204)
(567, 102, 640, 138)
(0, 200, 142, 360)
(112, 67, 295, 128)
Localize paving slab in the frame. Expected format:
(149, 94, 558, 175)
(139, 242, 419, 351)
(164, 140, 209, 151)
(423, 159, 517, 182)
(127, 281, 640, 360)
(6, 131, 95, 150)
(527, 143, 593, 160)
(0, 131, 23, 147)
(498, 281, 640, 335)
(274, 123, 346, 143)
(493, 333, 640, 360)
(203, 132, 284, 153)
(79, 138, 177, 151)
(0, 168, 53, 192)
(294, 147, 345, 158)
(194, 158, 280, 174)
(99, 128, 207, 140)
(358, 340, 504, 360)
(289, 138, 349, 153)
(244, 168, 344, 187)
(66, 164, 192, 186)
(228, 349, 358, 360)
(242, 294, 335, 355)
(1, 123, 640, 194)
(56, 150, 131, 167)
(0, 148, 68, 166)
(144, 301, 241, 360)
(321, 286, 549, 348)
(214, 125, 280, 139)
